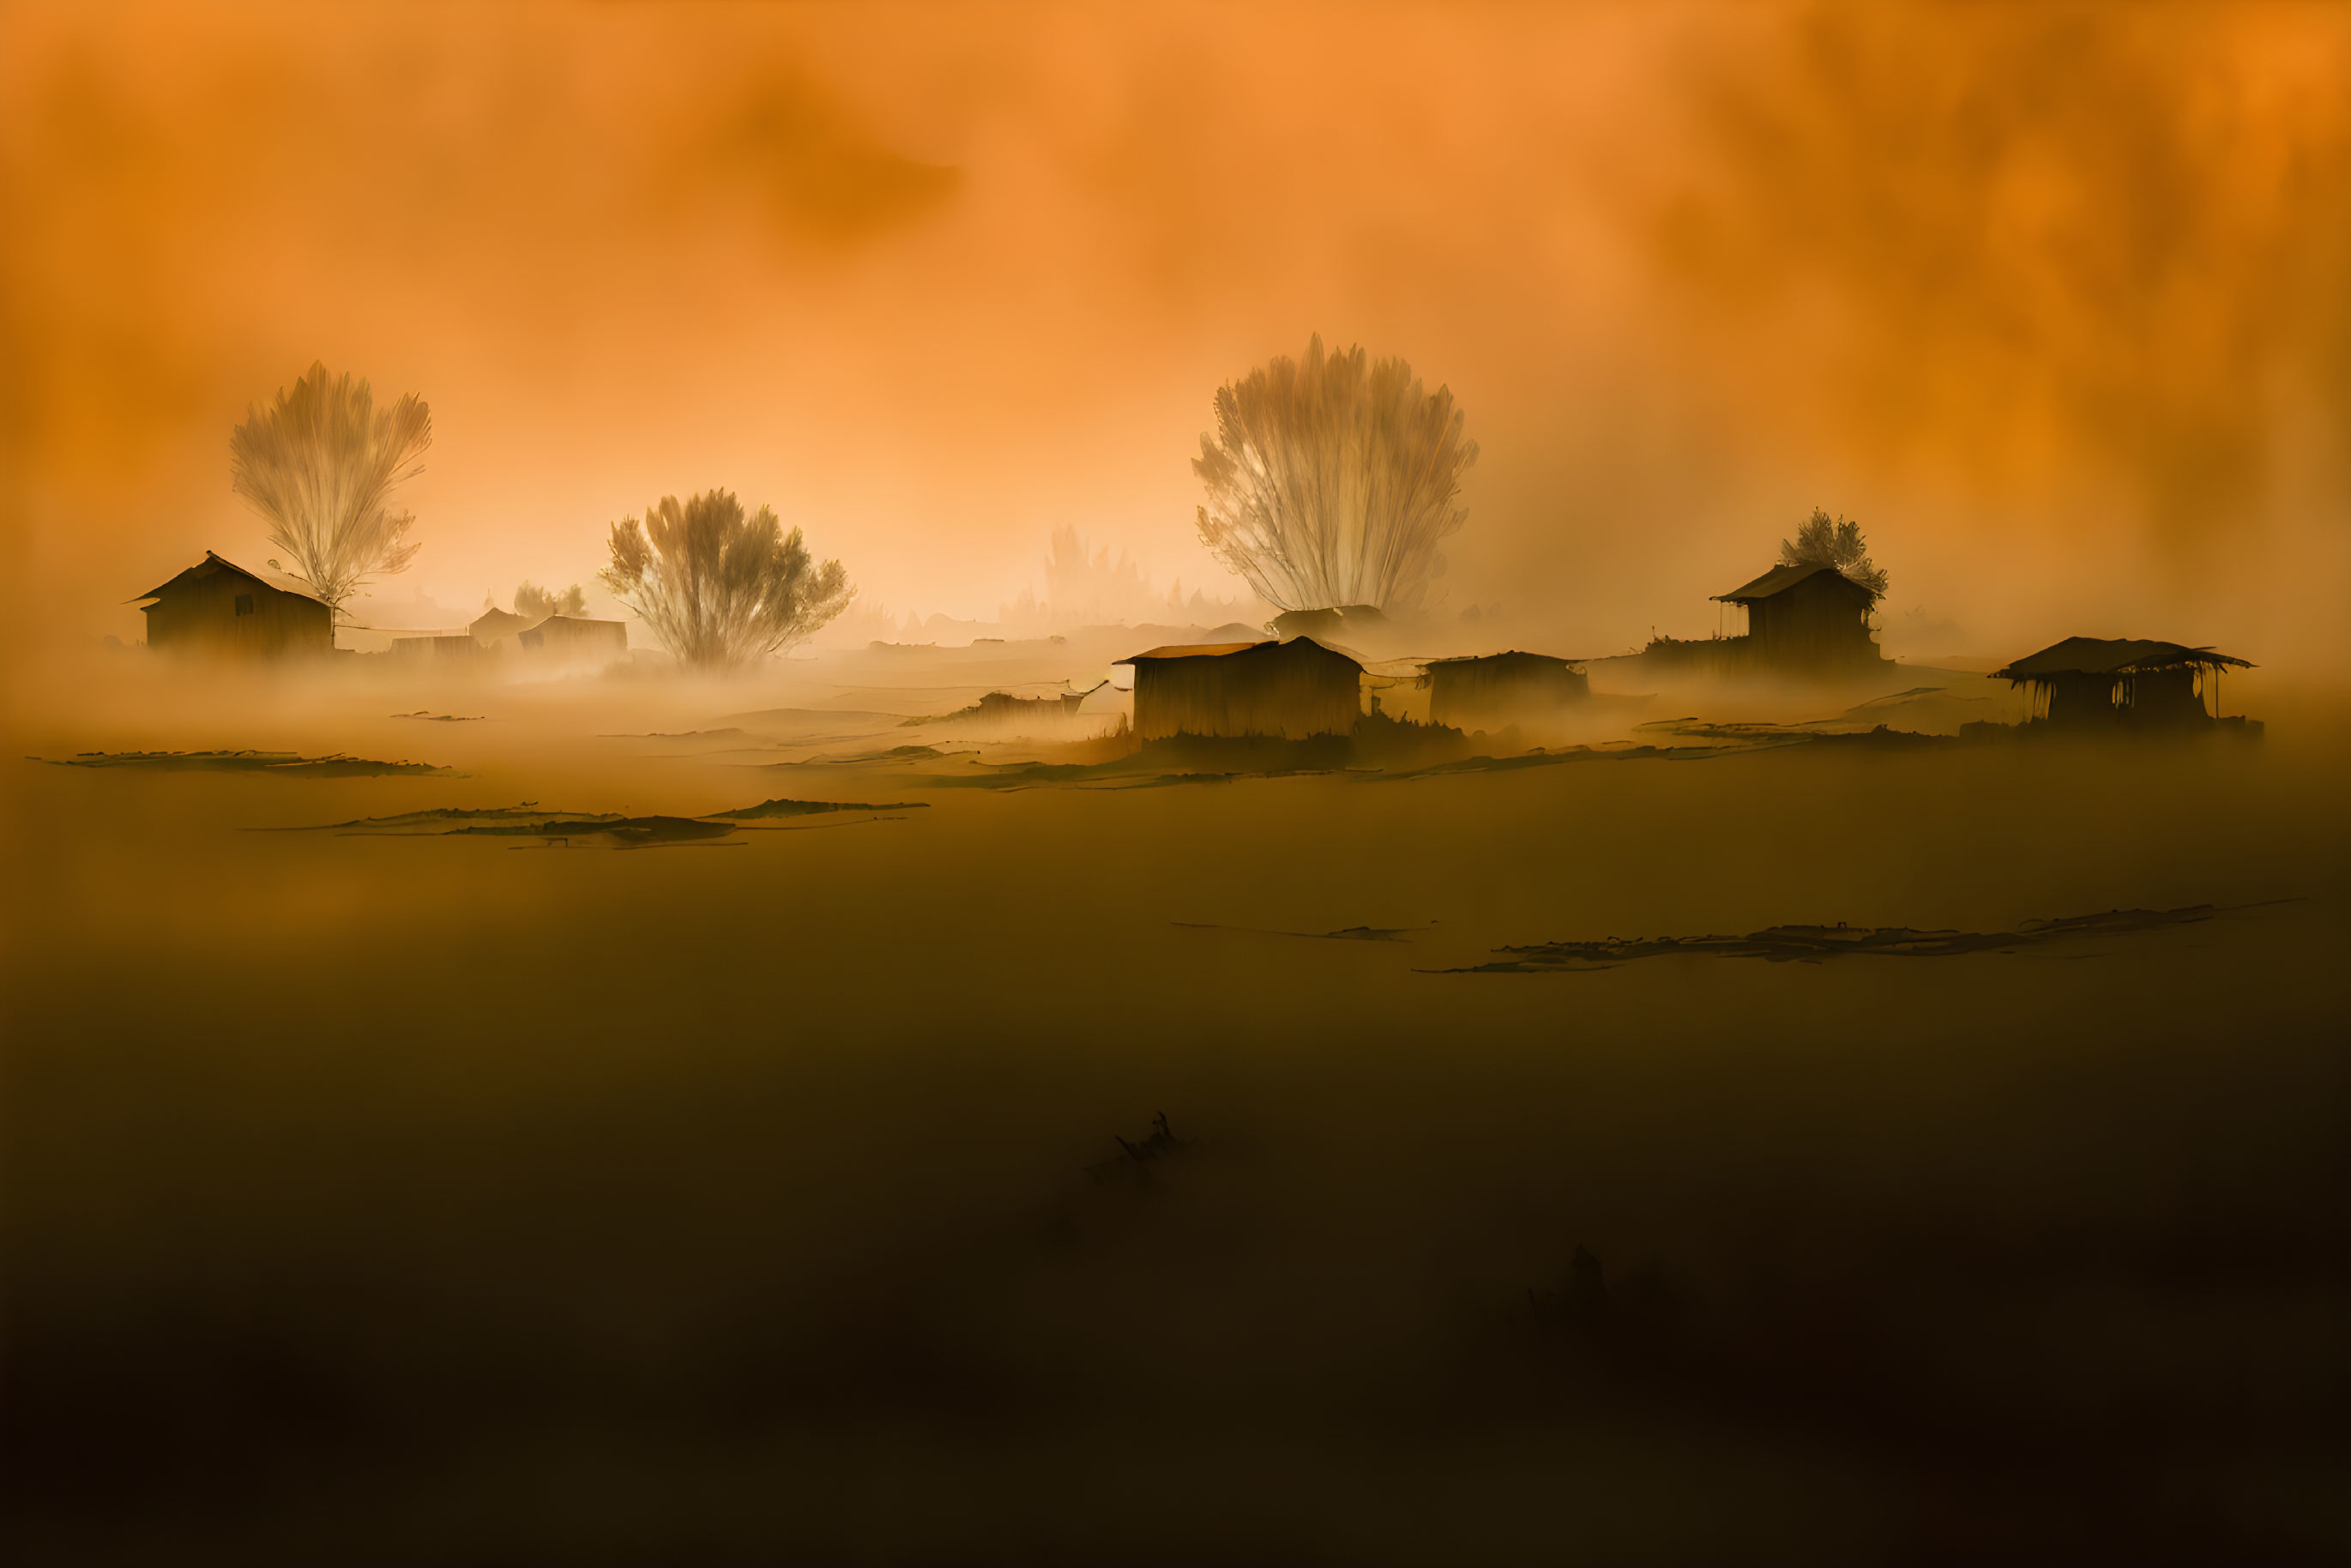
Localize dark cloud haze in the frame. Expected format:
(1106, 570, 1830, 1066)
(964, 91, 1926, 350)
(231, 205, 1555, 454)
(3, 0, 2345, 673)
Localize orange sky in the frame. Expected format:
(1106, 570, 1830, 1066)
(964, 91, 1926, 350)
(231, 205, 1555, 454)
(3, 0, 2347, 663)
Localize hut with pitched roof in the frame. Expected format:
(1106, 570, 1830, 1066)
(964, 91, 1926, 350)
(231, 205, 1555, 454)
(1711, 562, 1884, 671)
(1425, 650, 1589, 729)
(518, 614, 629, 668)
(1113, 637, 1363, 740)
(135, 552, 333, 658)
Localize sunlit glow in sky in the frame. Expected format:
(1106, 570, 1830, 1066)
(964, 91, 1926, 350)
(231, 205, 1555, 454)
(3, 1, 2346, 663)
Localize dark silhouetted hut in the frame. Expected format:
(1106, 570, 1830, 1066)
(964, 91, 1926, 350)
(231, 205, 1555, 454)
(390, 634, 484, 663)
(1426, 650, 1589, 728)
(468, 606, 543, 646)
(1992, 638, 2252, 728)
(1114, 637, 1363, 740)
(135, 552, 333, 658)
(517, 615, 628, 666)
(1712, 562, 1882, 670)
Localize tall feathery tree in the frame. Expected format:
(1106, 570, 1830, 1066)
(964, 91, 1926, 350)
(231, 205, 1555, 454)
(600, 490, 852, 672)
(1779, 509, 1890, 598)
(229, 363, 431, 623)
(1193, 335, 1478, 613)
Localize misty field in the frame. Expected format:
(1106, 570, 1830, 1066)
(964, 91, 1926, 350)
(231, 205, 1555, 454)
(4, 662, 2347, 1565)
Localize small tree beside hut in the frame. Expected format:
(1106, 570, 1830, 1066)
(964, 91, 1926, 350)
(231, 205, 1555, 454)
(228, 363, 433, 633)
(1193, 335, 1478, 616)
(1778, 509, 1889, 599)
(600, 490, 852, 672)
(514, 581, 588, 619)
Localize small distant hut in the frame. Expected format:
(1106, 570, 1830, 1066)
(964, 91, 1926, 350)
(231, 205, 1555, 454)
(135, 552, 333, 658)
(1425, 650, 1589, 729)
(517, 615, 628, 666)
(1114, 637, 1363, 740)
(390, 634, 484, 663)
(468, 606, 542, 646)
(1992, 638, 2252, 728)
(1712, 562, 1882, 670)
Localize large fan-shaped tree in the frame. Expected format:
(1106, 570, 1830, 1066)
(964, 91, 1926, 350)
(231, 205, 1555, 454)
(1193, 335, 1478, 613)
(600, 490, 852, 671)
(229, 362, 432, 622)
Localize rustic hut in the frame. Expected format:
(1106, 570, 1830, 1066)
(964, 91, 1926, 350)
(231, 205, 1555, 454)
(1114, 637, 1363, 740)
(1425, 650, 1589, 728)
(1712, 562, 1883, 670)
(390, 634, 484, 663)
(517, 615, 628, 666)
(1992, 638, 2252, 728)
(135, 552, 333, 658)
(468, 606, 543, 646)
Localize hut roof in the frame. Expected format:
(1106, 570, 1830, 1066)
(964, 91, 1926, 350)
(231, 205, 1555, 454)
(1713, 561, 1875, 605)
(469, 606, 546, 638)
(1425, 649, 1588, 671)
(1992, 637, 2253, 683)
(1114, 636, 1365, 673)
(1116, 641, 1270, 663)
(134, 551, 329, 607)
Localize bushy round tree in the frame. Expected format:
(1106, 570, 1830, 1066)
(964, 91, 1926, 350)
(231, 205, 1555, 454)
(1779, 508, 1889, 598)
(600, 490, 852, 671)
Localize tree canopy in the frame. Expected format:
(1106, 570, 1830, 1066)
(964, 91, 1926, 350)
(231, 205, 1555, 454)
(600, 490, 852, 671)
(229, 362, 431, 619)
(514, 581, 588, 619)
(1193, 335, 1477, 614)
(1779, 509, 1889, 599)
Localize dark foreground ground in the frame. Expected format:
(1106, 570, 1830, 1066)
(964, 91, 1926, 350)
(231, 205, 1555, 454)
(3, 666, 2347, 1564)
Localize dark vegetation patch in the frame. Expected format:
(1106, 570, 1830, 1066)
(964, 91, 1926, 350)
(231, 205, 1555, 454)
(601, 727, 760, 741)
(32, 750, 453, 777)
(389, 710, 485, 722)
(1443, 904, 2235, 973)
(454, 815, 738, 847)
(1083, 1112, 1196, 1186)
(262, 805, 619, 834)
(709, 796, 928, 820)
(1175, 921, 1419, 943)
(784, 743, 956, 766)
(277, 797, 919, 845)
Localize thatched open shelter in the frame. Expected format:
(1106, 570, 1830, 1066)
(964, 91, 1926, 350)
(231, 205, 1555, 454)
(1992, 637, 2252, 728)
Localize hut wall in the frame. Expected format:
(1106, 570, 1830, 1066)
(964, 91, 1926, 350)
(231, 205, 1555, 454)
(391, 635, 484, 662)
(145, 574, 332, 659)
(1429, 657, 1589, 728)
(519, 618, 628, 664)
(2041, 673, 2121, 727)
(1745, 575, 1878, 668)
(2124, 666, 2205, 727)
(1132, 643, 1361, 739)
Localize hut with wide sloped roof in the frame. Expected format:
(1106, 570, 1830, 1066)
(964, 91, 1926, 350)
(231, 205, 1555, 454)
(1113, 637, 1362, 740)
(134, 552, 333, 658)
(1992, 637, 2252, 729)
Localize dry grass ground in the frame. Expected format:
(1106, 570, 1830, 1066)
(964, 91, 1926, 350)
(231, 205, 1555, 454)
(4, 651, 2345, 1563)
